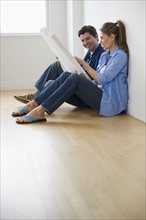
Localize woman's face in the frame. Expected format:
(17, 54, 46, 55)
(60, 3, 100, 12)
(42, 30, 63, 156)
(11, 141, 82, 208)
(100, 31, 115, 51)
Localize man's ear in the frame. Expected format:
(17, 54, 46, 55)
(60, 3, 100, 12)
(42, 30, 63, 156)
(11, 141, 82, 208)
(95, 34, 99, 41)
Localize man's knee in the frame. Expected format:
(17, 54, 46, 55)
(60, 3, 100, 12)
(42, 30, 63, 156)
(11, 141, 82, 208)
(54, 60, 61, 68)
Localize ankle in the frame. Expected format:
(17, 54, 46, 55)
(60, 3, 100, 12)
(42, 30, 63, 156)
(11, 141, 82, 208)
(32, 90, 40, 98)
(37, 105, 46, 114)
(24, 100, 38, 111)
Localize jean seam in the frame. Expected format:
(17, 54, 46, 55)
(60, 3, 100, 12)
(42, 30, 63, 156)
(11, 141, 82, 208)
(42, 76, 75, 114)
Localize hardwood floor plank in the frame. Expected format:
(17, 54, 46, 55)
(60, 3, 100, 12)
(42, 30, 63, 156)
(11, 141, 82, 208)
(1, 90, 145, 219)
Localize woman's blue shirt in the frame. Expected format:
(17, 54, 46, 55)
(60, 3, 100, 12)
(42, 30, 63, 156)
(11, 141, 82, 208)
(97, 47, 128, 116)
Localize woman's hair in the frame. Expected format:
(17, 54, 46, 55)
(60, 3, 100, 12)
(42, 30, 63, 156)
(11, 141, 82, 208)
(100, 20, 129, 56)
(78, 25, 98, 38)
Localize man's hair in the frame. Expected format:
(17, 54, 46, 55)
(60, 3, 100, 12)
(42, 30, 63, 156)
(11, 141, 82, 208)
(78, 25, 98, 37)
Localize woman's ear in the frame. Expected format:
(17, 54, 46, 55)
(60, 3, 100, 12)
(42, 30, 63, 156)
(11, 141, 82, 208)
(110, 34, 115, 41)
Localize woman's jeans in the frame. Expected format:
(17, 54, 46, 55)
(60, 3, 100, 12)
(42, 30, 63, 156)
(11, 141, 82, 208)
(35, 71, 103, 115)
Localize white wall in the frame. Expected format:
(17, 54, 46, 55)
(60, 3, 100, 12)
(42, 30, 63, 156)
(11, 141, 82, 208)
(1, 35, 55, 90)
(0, 1, 68, 90)
(83, 0, 145, 122)
(66, 0, 84, 55)
(0, 0, 84, 90)
(0, 0, 145, 122)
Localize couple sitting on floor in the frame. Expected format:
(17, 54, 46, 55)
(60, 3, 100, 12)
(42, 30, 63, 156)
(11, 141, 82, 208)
(12, 21, 129, 124)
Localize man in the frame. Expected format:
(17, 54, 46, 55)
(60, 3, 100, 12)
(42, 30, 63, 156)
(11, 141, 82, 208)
(14, 25, 104, 104)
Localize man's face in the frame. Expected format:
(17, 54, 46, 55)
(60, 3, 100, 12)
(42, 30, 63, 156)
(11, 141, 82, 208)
(79, 32, 99, 53)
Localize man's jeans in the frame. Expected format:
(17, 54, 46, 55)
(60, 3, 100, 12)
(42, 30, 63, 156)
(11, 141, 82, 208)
(34, 61, 63, 92)
(35, 71, 103, 115)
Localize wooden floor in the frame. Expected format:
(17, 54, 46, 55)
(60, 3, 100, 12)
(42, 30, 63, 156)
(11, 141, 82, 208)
(1, 90, 145, 220)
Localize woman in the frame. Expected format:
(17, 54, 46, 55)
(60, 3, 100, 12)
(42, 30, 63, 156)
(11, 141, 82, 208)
(12, 20, 129, 124)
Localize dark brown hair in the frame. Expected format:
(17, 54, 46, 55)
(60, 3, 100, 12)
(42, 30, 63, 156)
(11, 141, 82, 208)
(78, 25, 98, 38)
(100, 20, 129, 56)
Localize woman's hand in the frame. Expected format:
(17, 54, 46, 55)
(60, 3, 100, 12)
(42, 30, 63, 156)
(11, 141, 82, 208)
(80, 73, 87, 78)
(75, 56, 98, 83)
(75, 57, 87, 77)
(75, 56, 84, 66)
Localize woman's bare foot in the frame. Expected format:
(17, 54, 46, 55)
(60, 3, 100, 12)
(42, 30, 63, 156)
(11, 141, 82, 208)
(16, 105, 46, 123)
(12, 100, 38, 116)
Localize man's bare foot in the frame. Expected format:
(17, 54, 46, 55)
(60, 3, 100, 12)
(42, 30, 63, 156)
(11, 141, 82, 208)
(12, 100, 38, 116)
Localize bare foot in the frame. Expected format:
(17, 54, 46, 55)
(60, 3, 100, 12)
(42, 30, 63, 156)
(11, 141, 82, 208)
(12, 100, 38, 116)
(16, 105, 46, 123)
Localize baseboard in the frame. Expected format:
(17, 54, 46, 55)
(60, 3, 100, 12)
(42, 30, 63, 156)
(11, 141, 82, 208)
(0, 81, 34, 90)
(128, 100, 146, 122)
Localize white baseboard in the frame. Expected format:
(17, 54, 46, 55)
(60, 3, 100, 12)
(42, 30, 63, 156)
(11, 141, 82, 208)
(128, 100, 146, 122)
(0, 81, 35, 90)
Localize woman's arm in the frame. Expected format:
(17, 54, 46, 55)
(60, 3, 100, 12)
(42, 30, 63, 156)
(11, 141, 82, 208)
(75, 57, 98, 84)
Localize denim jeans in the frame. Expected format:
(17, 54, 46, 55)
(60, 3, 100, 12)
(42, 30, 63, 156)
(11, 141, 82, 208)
(34, 61, 63, 92)
(35, 71, 103, 115)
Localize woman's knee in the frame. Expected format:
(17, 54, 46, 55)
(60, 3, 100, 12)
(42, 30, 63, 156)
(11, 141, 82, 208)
(61, 72, 80, 83)
(71, 72, 80, 79)
(62, 71, 72, 78)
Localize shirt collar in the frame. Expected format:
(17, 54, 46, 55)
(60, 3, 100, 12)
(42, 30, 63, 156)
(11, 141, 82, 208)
(105, 47, 119, 59)
(88, 44, 103, 57)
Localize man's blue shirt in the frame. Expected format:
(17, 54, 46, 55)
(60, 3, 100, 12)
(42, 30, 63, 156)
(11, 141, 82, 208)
(84, 44, 104, 75)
